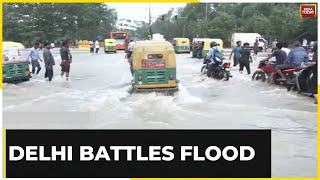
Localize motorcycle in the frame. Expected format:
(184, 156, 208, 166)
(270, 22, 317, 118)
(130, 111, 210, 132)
(201, 58, 232, 81)
(252, 59, 303, 91)
(293, 64, 317, 95)
(252, 59, 277, 82)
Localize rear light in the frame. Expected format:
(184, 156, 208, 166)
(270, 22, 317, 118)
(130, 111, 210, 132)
(169, 72, 174, 80)
(224, 63, 230, 68)
(138, 74, 142, 81)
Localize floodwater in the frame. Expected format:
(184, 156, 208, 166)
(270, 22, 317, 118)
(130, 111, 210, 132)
(2, 48, 317, 177)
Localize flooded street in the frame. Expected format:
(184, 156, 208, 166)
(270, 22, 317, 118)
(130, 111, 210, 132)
(2, 48, 317, 177)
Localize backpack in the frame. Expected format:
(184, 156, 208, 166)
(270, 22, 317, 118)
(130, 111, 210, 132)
(212, 47, 222, 60)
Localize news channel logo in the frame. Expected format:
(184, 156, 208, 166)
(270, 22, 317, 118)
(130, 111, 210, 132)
(300, 4, 317, 18)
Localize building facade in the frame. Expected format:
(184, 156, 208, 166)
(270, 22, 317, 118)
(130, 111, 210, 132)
(116, 19, 144, 31)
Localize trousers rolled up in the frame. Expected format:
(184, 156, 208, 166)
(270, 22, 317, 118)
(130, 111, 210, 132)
(31, 60, 41, 74)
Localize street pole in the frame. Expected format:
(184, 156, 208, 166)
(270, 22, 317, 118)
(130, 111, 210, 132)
(183, 25, 185, 38)
(148, 3, 152, 40)
(206, 3, 208, 21)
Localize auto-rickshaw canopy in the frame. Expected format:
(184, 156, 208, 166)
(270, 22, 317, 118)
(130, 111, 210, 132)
(173, 38, 190, 46)
(3, 41, 25, 49)
(104, 39, 116, 45)
(132, 41, 176, 69)
(201, 39, 223, 51)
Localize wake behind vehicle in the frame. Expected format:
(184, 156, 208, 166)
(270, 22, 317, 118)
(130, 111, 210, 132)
(130, 41, 179, 94)
(104, 39, 117, 53)
(3, 42, 31, 83)
(172, 38, 190, 54)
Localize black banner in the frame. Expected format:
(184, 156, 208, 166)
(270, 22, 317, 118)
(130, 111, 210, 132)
(5, 130, 271, 178)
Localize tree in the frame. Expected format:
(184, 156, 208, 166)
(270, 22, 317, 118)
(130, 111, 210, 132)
(3, 3, 117, 45)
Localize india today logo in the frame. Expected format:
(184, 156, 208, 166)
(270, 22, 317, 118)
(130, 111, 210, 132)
(300, 4, 317, 18)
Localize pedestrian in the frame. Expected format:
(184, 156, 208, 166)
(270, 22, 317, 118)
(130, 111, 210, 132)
(272, 39, 278, 53)
(43, 42, 55, 81)
(253, 39, 259, 57)
(60, 40, 72, 81)
(27, 42, 43, 75)
(264, 39, 268, 52)
(238, 42, 252, 75)
(89, 40, 94, 55)
(229, 41, 241, 67)
(302, 38, 308, 50)
(95, 40, 100, 54)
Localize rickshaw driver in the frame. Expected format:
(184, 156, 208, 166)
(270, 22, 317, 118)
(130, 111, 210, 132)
(127, 39, 135, 58)
(127, 40, 135, 77)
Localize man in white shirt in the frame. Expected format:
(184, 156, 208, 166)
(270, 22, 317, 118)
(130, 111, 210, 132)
(302, 38, 308, 50)
(95, 40, 100, 54)
(281, 42, 290, 56)
(128, 39, 135, 52)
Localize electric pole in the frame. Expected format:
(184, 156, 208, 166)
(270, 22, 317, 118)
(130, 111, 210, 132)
(148, 3, 152, 40)
(206, 3, 208, 21)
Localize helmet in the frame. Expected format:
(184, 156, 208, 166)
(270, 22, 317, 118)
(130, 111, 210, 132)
(210, 41, 217, 48)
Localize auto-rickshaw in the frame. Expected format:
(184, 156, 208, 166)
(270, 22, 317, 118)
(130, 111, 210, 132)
(130, 41, 179, 94)
(104, 39, 117, 53)
(192, 38, 224, 59)
(2, 42, 31, 83)
(2, 41, 25, 49)
(173, 38, 190, 54)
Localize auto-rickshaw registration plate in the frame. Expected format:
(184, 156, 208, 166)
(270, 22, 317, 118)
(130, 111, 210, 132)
(141, 59, 165, 69)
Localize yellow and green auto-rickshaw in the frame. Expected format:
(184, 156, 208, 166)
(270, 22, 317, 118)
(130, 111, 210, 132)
(2, 42, 31, 83)
(192, 38, 224, 59)
(104, 39, 117, 53)
(130, 41, 179, 94)
(191, 38, 206, 58)
(173, 38, 190, 54)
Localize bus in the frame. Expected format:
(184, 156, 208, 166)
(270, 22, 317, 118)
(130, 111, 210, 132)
(110, 31, 128, 50)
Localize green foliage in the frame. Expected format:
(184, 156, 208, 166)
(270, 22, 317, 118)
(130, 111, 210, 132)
(3, 3, 117, 45)
(136, 3, 317, 44)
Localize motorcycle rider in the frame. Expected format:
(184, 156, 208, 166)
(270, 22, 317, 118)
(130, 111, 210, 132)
(264, 42, 287, 84)
(298, 42, 317, 103)
(275, 41, 308, 82)
(127, 39, 135, 59)
(206, 41, 223, 78)
(127, 39, 135, 77)
(281, 42, 290, 56)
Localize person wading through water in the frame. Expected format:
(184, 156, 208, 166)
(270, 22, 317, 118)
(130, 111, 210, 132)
(60, 40, 72, 81)
(43, 42, 55, 81)
(28, 42, 43, 75)
(238, 42, 252, 74)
